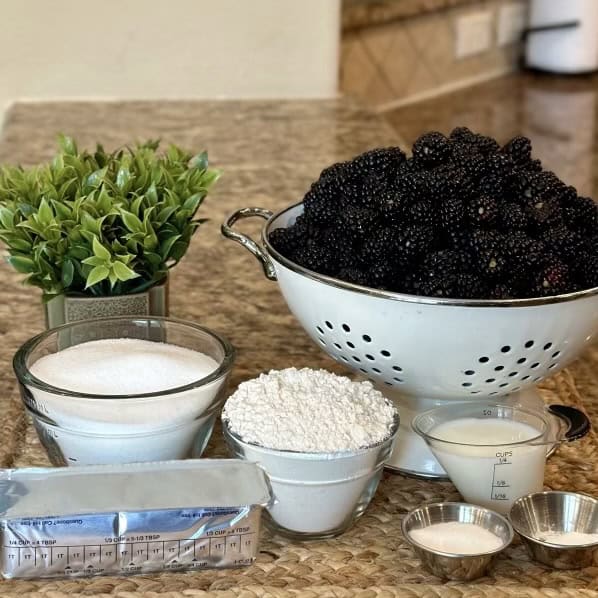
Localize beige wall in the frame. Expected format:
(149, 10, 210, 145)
(0, 0, 340, 121)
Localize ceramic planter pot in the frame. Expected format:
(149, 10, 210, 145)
(43, 277, 169, 329)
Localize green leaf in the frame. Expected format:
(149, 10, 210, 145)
(116, 166, 130, 190)
(6, 255, 36, 274)
(37, 199, 53, 225)
(92, 236, 111, 261)
(190, 151, 208, 171)
(61, 259, 74, 287)
(120, 209, 144, 233)
(182, 193, 203, 213)
(85, 265, 109, 288)
(112, 260, 140, 282)
(58, 134, 78, 156)
(0, 207, 14, 229)
(160, 233, 181, 259)
(146, 182, 158, 204)
(82, 255, 106, 267)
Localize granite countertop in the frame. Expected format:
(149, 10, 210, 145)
(2, 78, 598, 596)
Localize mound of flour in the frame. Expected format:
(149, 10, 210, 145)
(222, 367, 397, 452)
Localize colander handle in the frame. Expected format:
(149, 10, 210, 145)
(221, 207, 277, 281)
(548, 404, 591, 442)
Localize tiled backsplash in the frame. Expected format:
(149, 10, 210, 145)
(341, 0, 528, 111)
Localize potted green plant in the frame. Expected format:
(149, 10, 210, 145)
(0, 136, 220, 328)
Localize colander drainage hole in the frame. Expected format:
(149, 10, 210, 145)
(517, 358, 526, 364)
(334, 343, 342, 349)
(360, 368, 367, 374)
(381, 350, 391, 358)
(319, 339, 326, 346)
(392, 366, 403, 372)
(352, 356, 361, 362)
(485, 378, 495, 383)
(462, 382, 472, 387)
(508, 371, 518, 377)
(544, 342, 553, 350)
(501, 345, 511, 353)
(362, 334, 372, 343)
(372, 368, 381, 373)
(317, 326, 324, 334)
(479, 356, 489, 363)
(489, 391, 498, 396)
(341, 355, 348, 362)
(385, 381, 393, 386)
(525, 340, 534, 348)
(522, 375, 530, 381)
(342, 324, 351, 332)
(549, 363, 556, 369)
(499, 383, 509, 388)
(530, 362, 540, 369)
(393, 377, 404, 383)
(534, 376, 542, 382)
(552, 351, 561, 358)
(366, 354, 375, 361)
(347, 341, 355, 349)
(325, 321, 334, 330)
(494, 366, 504, 372)
(465, 370, 475, 376)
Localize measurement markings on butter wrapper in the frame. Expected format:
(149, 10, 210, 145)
(3, 532, 257, 573)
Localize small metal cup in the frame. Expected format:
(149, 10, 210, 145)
(402, 502, 513, 581)
(510, 491, 598, 569)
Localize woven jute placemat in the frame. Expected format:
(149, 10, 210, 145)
(0, 100, 597, 597)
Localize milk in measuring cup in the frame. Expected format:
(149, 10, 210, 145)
(429, 418, 546, 514)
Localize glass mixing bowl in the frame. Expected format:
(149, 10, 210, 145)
(14, 316, 235, 465)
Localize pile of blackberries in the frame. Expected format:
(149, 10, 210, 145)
(269, 128, 598, 299)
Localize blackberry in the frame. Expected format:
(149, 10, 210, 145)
(337, 168, 388, 207)
(502, 136, 532, 168)
(489, 283, 518, 300)
(377, 190, 407, 226)
(468, 195, 498, 227)
(412, 132, 451, 167)
(449, 127, 477, 144)
(476, 249, 507, 280)
(303, 192, 337, 225)
(453, 273, 488, 299)
(421, 167, 451, 203)
(545, 227, 585, 261)
(294, 244, 337, 276)
(319, 227, 356, 269)
(336, 206, 378, 241)
(514, 170, 563, 202)
(526, 159, 543, 172)
(575, 253, 598, 288)
(319, 161, 349, 182)
(471, 134, 500, 155)
(269, 227, 304, 259)
(408, 200, 435, 227)
(337, 267, 369, 286)
(421, 250, 463, 279)
(534, 260, 571, 296)
(351, 147, 406, 177)
(445, 166, 476, 200)
(414, 274, 457, 298)
(498, 202, 529, 231)
(367, 261, 396, 290)
(478, 172, 507, 199)
(469, 229, 503, 254)
(360, 228, 399, 266)
(503, 233, 546, 268)
(396, 225, 435, 264)
(525, 197, 563, 231)
(482, 153, 513, 178)
(562, 196, 598, 232)
(557, 185, 578, 204)
(394, 171, 429, 203)
(440, 197, 465, 231)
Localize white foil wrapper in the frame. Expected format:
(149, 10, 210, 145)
(0, 460, 271, 579)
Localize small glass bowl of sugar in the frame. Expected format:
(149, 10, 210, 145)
(402, 502, 513, 581)
(510, 491, 598, 569)
(14, 316, 234, 466)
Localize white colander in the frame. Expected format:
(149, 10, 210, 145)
(223, 204, 598, 477)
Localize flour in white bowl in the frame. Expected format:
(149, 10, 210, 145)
(222, 367, 396, 452)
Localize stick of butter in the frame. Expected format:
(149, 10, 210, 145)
(0, 459, 271, 579)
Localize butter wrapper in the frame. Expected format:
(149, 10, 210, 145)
(0, 459, 271, 579)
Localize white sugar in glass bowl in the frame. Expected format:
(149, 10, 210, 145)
(13, 316, 234, 466)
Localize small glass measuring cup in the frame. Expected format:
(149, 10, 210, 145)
(412, 402, 590, 514)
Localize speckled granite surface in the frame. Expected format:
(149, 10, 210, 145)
(1, 95, 598, 596)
